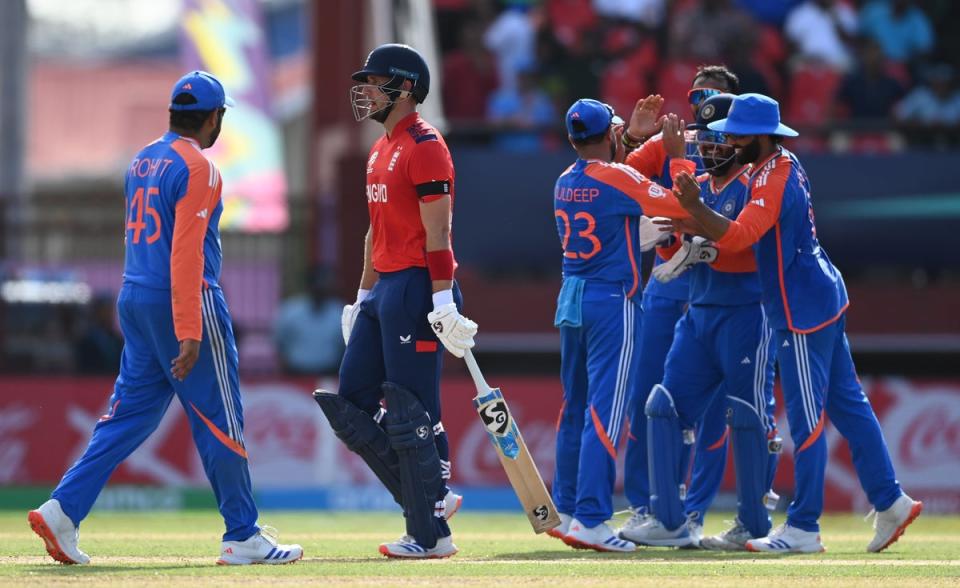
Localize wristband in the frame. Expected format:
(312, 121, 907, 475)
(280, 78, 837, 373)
(426, 248, 456, 281)
(356, 288, 371, 303)
(432, 289, 454, 309)
(622, 130, 643, 149)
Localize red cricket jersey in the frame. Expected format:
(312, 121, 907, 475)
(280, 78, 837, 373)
(366, 112, 455, 273)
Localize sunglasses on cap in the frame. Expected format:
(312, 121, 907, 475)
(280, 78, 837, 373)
(688, 87, 722, 107)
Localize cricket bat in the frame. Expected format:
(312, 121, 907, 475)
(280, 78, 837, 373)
(463, 349, 561, 534)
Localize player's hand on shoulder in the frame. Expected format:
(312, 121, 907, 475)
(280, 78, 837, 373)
(652, 235, 717, 283)
(627, 94, 664, 143)
(428, 301, 478, 359)
(638, 216, 674, 252)
(661, 114, 687, 160)
(171, 339, 201, 381)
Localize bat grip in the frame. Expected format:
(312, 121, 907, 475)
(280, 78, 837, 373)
(463, 348, 490, 391)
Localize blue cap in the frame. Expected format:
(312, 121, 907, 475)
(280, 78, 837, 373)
(566, 99, 623, 140)
(706, 93, 798, 137)
(169, 71, 236, 111)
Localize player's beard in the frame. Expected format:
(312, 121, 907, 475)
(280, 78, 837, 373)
(370, 103, 393, 123)
(735, 137, 761, 165)
(205, 110, 225, 148)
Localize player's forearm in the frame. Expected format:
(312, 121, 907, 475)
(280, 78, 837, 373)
(685, 199, 732, 243)
(359, 226, 378, 290)
(420, 196, 456, 294)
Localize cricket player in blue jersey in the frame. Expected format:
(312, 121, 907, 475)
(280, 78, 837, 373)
(27, 71, 302, 566)
(670, 93, 922, 553)
(620, 94, 780, 550)
(549, 98, 699, 552)
(620, 65, 740, 543)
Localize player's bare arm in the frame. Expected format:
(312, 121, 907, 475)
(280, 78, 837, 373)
(419, 195, 454, 293)
(359, 225, 379, 290)
(341, 225, 379, 345)
(420, 194, 478, 358)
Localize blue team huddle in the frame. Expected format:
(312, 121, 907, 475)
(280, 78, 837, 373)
(549, 63, 922, 554)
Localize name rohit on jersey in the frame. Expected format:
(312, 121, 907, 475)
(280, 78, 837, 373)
(129, 157, 174, 178)
(367, 183, 388, 203)
(555, 186, 599, 203)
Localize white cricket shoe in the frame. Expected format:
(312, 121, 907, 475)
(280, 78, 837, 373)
(28, 499, 90, 565)
(866, 494, 923, 553)
(701, 519, 753, 551)
(745, 523, 825, 554)
(615, 507, 650, 541)
(217, 526, 303, 565)
(681, 517, 703, 549)
(564, 518, 636, 552)
(546, 512, 573, 540)
(618, 516, 695, 548)
(444, 489, 463, 520)
(379, 534, 458, 559)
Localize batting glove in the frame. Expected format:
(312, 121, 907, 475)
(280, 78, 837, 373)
(428, 296, 478, 358)
(652, 236, 718, 283)
(639, 216, 674, 252)
(341, 289, 370, 345)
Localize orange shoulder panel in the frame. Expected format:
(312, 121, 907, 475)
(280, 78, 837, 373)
(583, 163, 691, 219)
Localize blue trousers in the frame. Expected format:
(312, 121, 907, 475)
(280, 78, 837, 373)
(624, 293, 683, 512)
(656, 304, 777, 532)
(52, 284, 258, 541)
(684, 391, 728, 523)
(623, 293, 728, 520)
(338, 268, 456, 537)
(776, 316, 901, 532)
(553, 281, 640, 527)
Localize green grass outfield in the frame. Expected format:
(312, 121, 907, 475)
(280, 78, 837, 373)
(1, 510, 958, 587)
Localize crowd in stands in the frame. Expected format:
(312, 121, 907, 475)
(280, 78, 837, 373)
(435, 0, 960, 151)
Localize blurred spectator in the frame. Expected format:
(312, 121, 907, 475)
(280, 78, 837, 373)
(536, 27, 603, 110)
(434, 0, 495, 53)
(73, 295, 122, 374)
(895, 64, 960, 125)
(443, 22, 499, 123)
(592, 0, 665, 28)
(484, 4, 537, 90)
(273, 268, 344, 375)
(785, 0, 858, 71)
(734, 0, 805, 26)
(859, 0, 933, 64)
(727, 41, 772, 96)
(487, 67, 557, 152)
(669, 0, 755, 61)
(836, 38, 905, 119)
(547, 0, 598, 48)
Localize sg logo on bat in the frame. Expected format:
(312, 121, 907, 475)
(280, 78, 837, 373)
(479, 400, 511, 436)
(532, 505, 551, 522)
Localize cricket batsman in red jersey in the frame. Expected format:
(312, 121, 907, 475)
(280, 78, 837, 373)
(313, 44, 477, 559)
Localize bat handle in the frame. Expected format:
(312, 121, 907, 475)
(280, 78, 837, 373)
(463, 348, 490, 392)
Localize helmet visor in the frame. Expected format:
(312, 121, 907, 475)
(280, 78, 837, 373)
(694, 130, 735, 174)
